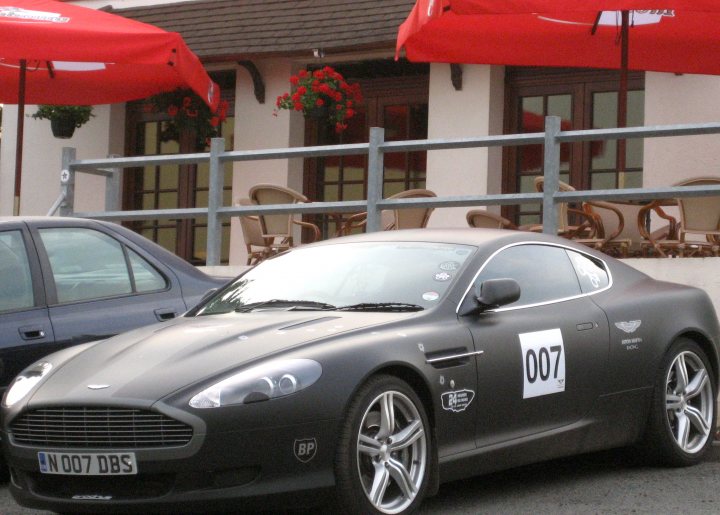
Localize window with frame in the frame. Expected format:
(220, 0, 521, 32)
(0, 230, 34, 312)
(477, 244, 581, 307)
(39, 228, 167, 303)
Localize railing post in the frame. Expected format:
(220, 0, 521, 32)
(366, 127, 385, 232)
(206, 137, 225, 266)
(59, 147, 76, 217)
(105, 154, 121, 212)
(542, 116, 561, 235)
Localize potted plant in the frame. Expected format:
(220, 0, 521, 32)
(32, 105, 95, 139)
(274, 66, 362, 133)
(145, 88, 229, 150)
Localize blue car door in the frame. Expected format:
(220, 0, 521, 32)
(0, 224, 55, 389)
(31, 224, 187, 347)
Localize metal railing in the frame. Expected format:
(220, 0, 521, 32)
(50, 116, 720, 266)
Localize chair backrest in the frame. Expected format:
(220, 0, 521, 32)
(235, 198, 267, 248)
(386, 189, 436, 230)
(249, 183, 308, 237)
(466, 209, 516, 229)
(674, 177, 720, 238)
(534, 176, 574, 231)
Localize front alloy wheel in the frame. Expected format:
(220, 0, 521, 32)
(335, 375, 431, 514)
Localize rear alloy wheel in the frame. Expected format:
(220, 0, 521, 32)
(335, 375, 431, 514)
(647, 338, 716, 466)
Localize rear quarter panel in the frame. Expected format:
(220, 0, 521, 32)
(591, 272, 720, 394)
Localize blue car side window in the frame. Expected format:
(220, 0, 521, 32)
(0, 230, 34, 312)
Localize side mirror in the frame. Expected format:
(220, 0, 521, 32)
(459, 278, 520, 316)
(476, 278, 520, 309)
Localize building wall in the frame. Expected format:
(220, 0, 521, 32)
(425, 63, 505, 229)
(643, 72, 720, 188)
(0, 104, 120, 216)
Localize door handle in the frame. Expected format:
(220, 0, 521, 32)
(154, 308, 177, 322)
(576, 322, 596, 331)
(19, 326, 47, 341)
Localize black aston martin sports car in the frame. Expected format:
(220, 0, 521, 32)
(2, 228, 719, 514)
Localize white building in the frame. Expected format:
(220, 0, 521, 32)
(2, 0, 720, 266)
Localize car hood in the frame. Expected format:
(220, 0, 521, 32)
(27, 311, 411, 407)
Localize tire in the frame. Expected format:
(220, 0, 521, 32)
(334, 375, 432, 514)
(644, 338, 717, 466)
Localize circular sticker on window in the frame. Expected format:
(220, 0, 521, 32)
(422, 291, 440, 302)
(434, 272, 452, 282)
(439, 261, 460, 271)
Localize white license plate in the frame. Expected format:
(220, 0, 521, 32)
(38, 451, 137, 475)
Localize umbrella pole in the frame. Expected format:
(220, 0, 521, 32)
(13, 59, 26, 216)
(617, 10, 629, 179)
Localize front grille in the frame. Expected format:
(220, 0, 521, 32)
(11, 407, 193, 448)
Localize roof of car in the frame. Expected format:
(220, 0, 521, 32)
(308, 227, 577, 248)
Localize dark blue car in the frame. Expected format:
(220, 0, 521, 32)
(0, 216, 228, 392)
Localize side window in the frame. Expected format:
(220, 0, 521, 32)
(40, 228, 132, 303)
(0, 231, 34, 312)
(567, 250, 609, 293)
(478, 244, 581, 307)
(128, 248, 167, 292)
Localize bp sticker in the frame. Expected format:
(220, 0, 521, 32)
(519, 328, 565, 399)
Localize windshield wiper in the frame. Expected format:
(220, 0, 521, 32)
(235, 299, 337, 313)
(337, 302, 424, 312)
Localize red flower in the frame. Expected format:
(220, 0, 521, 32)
(182, 97, 192, 108)
(167, 105, 179, 117)
(274, 65, 362, 133)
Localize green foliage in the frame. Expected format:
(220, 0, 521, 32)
(31, 105, 94, 128)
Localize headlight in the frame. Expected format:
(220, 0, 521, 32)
(3, 361, 53, 407)
(189, 359, 322, 408)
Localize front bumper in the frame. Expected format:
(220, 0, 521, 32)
(3, 419, 339, 513)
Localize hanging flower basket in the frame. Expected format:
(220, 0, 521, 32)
(145, 88, 229, 149)
(274, 66, 362, 133)
(32, 105, 94, 139)
(50, 116, 77, 139)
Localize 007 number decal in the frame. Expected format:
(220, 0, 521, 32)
(519, 329, 566, 399)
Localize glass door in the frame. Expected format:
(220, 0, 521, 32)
(304, 72, 429, 238)
(123, 72, 235, 264)
(503, 68, 644, 226)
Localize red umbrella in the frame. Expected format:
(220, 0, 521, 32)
(0, 0, 219, 213)
(397, 1, 720, 175)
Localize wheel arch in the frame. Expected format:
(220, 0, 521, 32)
(676, 330, 720, 387)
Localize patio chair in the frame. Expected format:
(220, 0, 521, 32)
(248, 184, 321, 252)
(673, 177, 720, 257)
(577, 201, 631, 256)
(235, 198, 274, 265)
(339, 189, 437, 235)
(466, 209, 517, 230)
(530, 177, 597, 239)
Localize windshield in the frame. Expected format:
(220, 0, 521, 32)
(195, 241, 476, 315)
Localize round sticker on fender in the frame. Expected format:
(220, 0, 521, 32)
(519, 328, 565, 399)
